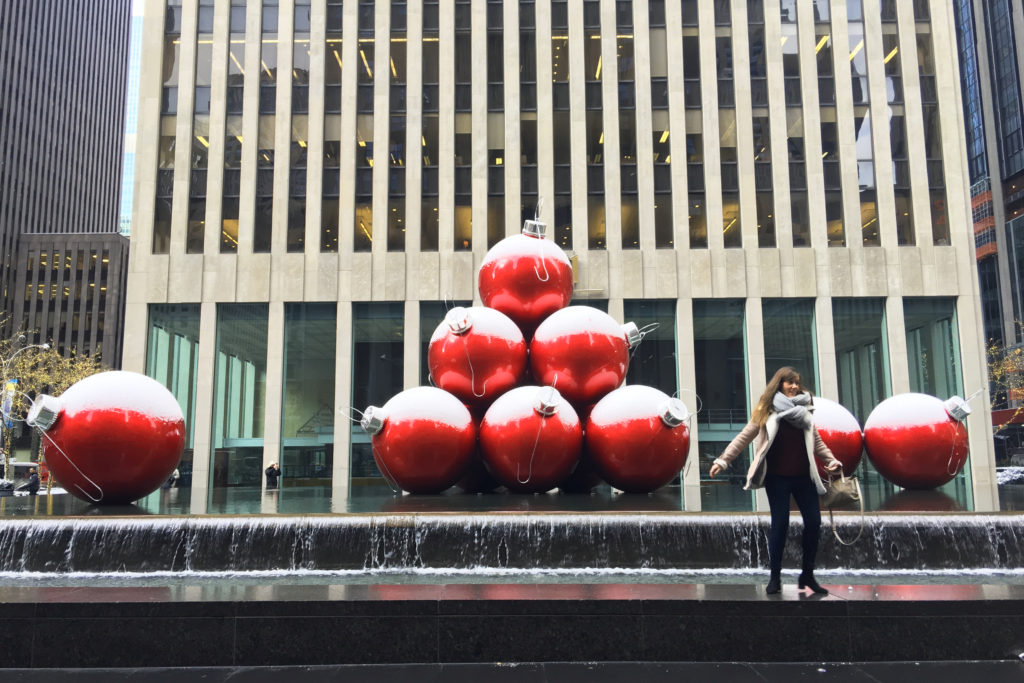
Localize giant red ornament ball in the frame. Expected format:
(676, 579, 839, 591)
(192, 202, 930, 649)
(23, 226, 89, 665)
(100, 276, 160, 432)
(427, 306, 527, 407)
(27, 371, 185, 504)
(811, 396, 863, 479)
(477, 220, 574, 338)
(585, 385, 691, 493)
(529, 305, 639, 406)
(479, 385, 583, 493)
(362, 386, 476, 494)
(863, 393, 969, 490)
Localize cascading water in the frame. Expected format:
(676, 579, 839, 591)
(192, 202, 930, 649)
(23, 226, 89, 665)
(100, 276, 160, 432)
(1, 514, 1023, 575)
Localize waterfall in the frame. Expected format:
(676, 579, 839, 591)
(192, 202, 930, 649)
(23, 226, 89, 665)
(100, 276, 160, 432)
(0, 514, 1021, 574)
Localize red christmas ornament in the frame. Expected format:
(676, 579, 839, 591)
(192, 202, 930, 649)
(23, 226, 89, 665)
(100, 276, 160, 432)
(361, 387, 476, 494)
(428, 306, 527, 407)
(585, 385, 691, 493)
(529, 306, 640, 406)
(27, 371, 185, 504)
(477, 218, 574, 338)
(863, 393, 970, 490)
(811, 397, 863, 479)
(479, 385, 583, 493)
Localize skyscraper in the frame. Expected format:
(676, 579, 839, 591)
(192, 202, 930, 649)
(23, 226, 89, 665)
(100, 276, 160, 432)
(125, 0, 997, 512)
(954, 0, 1024, 348)
(0, 1, 132, 362)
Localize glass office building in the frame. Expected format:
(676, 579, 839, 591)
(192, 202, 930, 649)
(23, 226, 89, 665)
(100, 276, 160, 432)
(125, 0, 997, 512)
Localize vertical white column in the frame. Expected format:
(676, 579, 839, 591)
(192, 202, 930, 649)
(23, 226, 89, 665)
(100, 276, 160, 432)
(189, 300, 218, 514)
(745, 297, 770, 512)
(331, 300, 353, 509)
(677, 297, 702, 511)
(261, 300, 285, 491)
(404, 299, 420, 390)
(370, 0, 391, 295)
(931, 0, 998, 510)
(504, 0, 522, 237)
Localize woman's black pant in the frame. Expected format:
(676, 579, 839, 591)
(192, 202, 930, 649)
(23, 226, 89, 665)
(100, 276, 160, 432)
(763, 474, 821, 575)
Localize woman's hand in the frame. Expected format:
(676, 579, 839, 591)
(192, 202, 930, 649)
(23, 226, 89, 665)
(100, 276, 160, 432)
(709, 463, 723, 478)
(825, 461, 842, 473)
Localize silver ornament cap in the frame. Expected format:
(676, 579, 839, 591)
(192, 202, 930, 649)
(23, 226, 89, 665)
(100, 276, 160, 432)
(660, 398, 690, 428)
(622, 322, 642, 349)
(445, 306, 472, 335)
(522, 217, 547, 239)
(943, 396, 971, 422)
(534, 386, 562, 417)
(26, 394, 62, 432)
(360, 405, 386, 435)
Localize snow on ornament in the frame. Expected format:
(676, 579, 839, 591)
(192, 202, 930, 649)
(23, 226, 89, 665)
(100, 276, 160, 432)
(529, 305, 641, 406)
(585, 385, 691, 493)
(361, 386, 476, 494)
(477, 217, 574, 339)
(863, 392, 970, 490)
(427, 306, 527, 407)
(811, 396, 863, 479)
(26, 371, 185, 504)
(479, 385, 583, 493)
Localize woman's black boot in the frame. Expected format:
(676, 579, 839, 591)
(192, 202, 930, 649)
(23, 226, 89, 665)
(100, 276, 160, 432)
(765, 572, 781, 594)
(798, 572, 828, 595)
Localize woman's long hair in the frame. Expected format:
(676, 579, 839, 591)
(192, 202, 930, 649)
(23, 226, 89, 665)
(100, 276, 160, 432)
(751, 366, 804, 426)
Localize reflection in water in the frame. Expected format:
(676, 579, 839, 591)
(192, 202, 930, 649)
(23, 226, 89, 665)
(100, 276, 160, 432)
(880, 489, 962, 512)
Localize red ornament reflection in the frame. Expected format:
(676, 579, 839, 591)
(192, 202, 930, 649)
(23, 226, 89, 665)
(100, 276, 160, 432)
(363, 387, 476, 494)
(863, 393, 969, 490)
(478, 232, 574, 339)
(529, 306, 635, 406)
(479, 386, 583, 493)
(811, 396, 863, 479)
(428, 306, 527, 407)
(879, 489, 963, 512)
(29, 371, 185, 504)
(585, 385, 691, 493)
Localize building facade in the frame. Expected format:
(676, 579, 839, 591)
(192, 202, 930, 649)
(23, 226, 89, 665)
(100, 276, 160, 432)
(0, 1, 132, 361)
(955, 0, 1024, 349)
(125, 0, 998, 513)
(12, 233, 130, 367)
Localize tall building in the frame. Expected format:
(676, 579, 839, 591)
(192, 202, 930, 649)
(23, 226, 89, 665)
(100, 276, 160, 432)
(125, 0, 998, 512)
(0, 1, 132, 363)
(954, 0, 1024, 349)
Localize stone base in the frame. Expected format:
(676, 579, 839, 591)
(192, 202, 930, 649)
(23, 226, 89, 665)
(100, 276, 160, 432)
(0, 583, 1022, 666)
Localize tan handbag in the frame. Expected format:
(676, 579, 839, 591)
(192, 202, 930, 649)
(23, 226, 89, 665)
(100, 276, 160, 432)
(820, 471, 860, 508)
(820, 471, 865, 545)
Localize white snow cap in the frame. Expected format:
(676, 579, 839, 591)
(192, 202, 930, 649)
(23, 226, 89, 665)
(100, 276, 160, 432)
(864, 393, 949, 430)
(60, 371, 185, 422)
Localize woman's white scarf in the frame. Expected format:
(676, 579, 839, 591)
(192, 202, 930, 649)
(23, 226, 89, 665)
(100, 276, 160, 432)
(773, 392, 812, 430)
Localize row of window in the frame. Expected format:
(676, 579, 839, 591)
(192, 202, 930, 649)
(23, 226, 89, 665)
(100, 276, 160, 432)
(152, 0, 951, 259)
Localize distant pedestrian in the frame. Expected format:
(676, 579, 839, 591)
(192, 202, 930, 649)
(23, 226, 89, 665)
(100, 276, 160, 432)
(163, 468, 179, 489)
(25, 468, 40, 495)
(265, 462, 281, 490)
(709, 366, 842, 595)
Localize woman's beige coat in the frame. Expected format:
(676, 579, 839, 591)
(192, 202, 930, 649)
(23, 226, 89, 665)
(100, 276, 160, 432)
(713, 410, 842, 494)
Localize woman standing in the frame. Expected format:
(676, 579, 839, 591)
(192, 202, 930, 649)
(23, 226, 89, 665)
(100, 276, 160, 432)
(709, 367, 842, 595)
